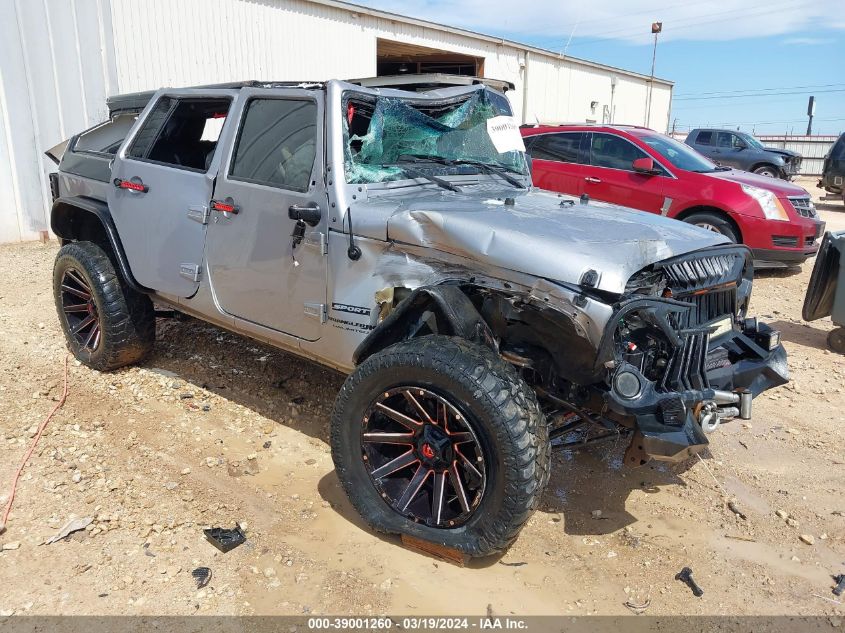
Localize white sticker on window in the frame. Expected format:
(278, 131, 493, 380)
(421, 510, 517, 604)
(486, 116, 525, 154)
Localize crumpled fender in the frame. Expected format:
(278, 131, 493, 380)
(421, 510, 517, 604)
(353, 284, 495, 365)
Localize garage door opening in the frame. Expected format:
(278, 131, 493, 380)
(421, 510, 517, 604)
(377, 39, 484, 77)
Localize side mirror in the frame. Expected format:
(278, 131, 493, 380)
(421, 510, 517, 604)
(288, 202, 321, 227)
(632, 157, 658, 175)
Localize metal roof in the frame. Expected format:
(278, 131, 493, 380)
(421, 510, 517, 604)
(303, 0, 674, 87)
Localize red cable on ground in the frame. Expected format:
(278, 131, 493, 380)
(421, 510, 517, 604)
(0, 354, 69, 534)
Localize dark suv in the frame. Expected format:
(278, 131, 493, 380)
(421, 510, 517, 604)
(819, 132, 845, 203)
(685, 128, 801, 180)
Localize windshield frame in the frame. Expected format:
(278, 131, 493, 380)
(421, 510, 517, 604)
(339, 85, 530, 188)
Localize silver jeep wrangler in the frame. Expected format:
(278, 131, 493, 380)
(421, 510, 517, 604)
(48, 77, 788, 556)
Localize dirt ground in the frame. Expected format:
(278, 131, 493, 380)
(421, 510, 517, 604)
(0, 178, 843, 618)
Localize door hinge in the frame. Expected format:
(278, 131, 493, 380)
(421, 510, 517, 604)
(179, 263, 201, 282)
(187, 204, 210, 225)
(303, 231, 328, 255)
(304, 302, 327, 323)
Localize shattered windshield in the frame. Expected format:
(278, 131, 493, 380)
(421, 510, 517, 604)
(343, 88, 529, 185)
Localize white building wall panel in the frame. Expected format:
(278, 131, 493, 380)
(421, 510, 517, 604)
(0, 0, 116, 242)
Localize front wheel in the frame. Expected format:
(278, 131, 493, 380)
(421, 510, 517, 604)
(682, 212, 739, 243)
(753, 165, 780, 178)
(331, 336, 550, 557)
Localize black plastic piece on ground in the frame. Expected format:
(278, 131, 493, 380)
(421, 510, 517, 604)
(203, 525, 246, 553)
(833, 574, 845, 597)
(676, 566, 704, 597)
(192, 567, 212, 589)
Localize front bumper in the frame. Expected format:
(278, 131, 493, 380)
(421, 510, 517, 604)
(606, 324, 789, 463)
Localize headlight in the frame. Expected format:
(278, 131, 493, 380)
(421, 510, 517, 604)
(741, 184, 790, 221)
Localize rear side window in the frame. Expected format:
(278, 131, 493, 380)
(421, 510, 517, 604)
(127, 97, 231, 171)
(230, 99, 317, 192)
(589, 133, 648, 171)
(695, 130, 713, 145)
(527, 132, 585, 164)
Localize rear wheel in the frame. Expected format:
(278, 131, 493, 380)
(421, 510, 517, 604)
(53, 241, 155, 371)
(753, 165, 779, 178)
(331, 336, 550, 557)
(828, 328, 845, 355)
(682, 211, 739, 243)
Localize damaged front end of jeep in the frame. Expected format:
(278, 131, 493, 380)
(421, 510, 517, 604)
(358, 243, 788, 466)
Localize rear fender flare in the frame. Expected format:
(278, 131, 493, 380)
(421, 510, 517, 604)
(51, 196, 150, 293)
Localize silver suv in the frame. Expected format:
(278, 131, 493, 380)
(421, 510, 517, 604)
(48, 78, 788, 557)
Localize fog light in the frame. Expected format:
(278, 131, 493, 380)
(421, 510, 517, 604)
(614, 371, 642, 399)
(760, 330, 781, 351)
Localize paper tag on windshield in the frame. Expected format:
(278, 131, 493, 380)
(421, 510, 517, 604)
(486, 116, 525, 154)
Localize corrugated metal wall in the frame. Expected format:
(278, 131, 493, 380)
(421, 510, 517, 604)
(0, 0, 673, 243)
(0, 0, 117, 242)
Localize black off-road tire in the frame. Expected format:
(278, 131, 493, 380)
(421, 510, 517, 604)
(331, 335, 551, 557)
(828, 328, 845, 355)
(53, 241, 155, 371)
(683, 211, 740, 243)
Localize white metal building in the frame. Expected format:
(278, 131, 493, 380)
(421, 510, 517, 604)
(0, 0, 674, 243)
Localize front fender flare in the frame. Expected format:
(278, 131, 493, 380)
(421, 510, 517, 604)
(353, 284, 495, 365)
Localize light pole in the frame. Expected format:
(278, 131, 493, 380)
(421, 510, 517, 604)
(645, 21, 662, 127)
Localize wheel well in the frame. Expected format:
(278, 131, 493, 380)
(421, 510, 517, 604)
(750, 162, 779, 173)
(674, 206, 743, 243)
(51, 198, 149, 293)
(353, 283, 602, 386)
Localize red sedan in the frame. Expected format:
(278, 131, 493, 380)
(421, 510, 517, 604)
(522, 124, 824, 266)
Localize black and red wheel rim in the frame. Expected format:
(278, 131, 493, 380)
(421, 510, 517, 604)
(361, 387, 487, 528)
(59, 268, 101, 352)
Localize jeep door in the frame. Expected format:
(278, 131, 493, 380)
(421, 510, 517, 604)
(108, 90, 239, 297)
(204, 89, 326, 341)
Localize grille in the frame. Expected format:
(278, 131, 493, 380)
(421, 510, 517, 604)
(788, 196, 816, 218)
(773, 235, 799, 247)
(684, 289, 736, 328)
(49, 172, 60, 203)
(658, 251, 745, 293)
(659, 331, 710, 392)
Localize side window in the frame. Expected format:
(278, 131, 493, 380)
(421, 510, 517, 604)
(527, 133, 585, 164)
(696, 130, 713, 145)
(127, 97, 231, 171)
(715, 132, 733, 148)
(590, 133, 648, 171)
(230, 99, 317, 192)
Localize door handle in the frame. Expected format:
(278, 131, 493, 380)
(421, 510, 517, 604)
(113, 178, 149, 193)
(288, 202, 321, 227)
(211, 199, 240, 215)
(584, 177, 602, 184)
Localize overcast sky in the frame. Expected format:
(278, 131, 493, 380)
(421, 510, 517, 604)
(358, 0, 845, 135)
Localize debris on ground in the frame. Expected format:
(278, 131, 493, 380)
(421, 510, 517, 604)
(675, 567, 704, 597)
(727, 500, 747, 520)
(799, 534, 815, 545)
(44, 517, 93, 545)
(192, 567, 212, 589)
(833, 575, 845, 597)
(624, 597, 651, 614)
(203, 525, 246, 553)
